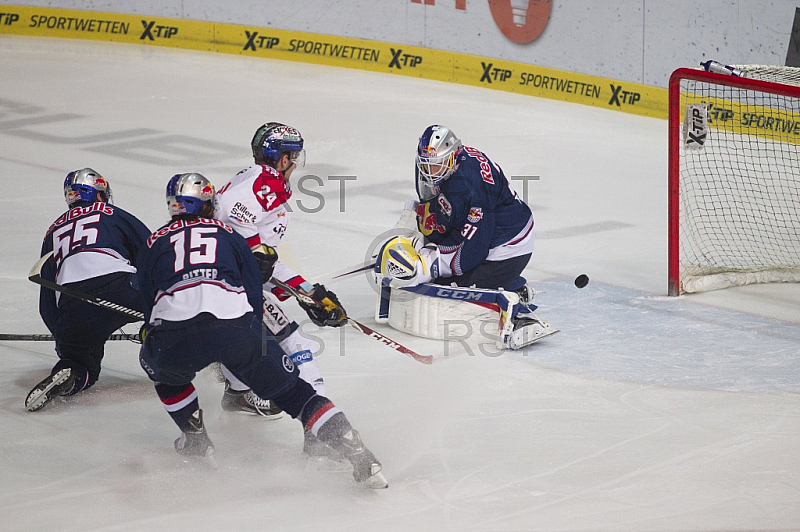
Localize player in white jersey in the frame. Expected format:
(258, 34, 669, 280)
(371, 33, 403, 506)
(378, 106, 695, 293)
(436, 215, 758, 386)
(214, 123, 348, 457)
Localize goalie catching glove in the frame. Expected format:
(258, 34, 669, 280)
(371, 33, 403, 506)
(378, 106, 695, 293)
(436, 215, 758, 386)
(252, 244, 278, 284)
(374, 235, 439, 288)
(298, 283, 348, 327)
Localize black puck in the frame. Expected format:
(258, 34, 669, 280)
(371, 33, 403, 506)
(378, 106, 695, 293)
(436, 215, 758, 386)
(574, 274, 589, 288)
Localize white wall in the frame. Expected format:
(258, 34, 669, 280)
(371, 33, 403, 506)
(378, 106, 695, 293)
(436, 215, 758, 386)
(5, 0, 797, 87)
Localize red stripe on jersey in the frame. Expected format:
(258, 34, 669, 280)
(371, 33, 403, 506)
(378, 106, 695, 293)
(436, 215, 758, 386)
(304, 400, 335, 431)
(271, 275, 308, 301)
(161, 384, 196, 406)
(246, 234, 262, 248)
(506, 217, 534, 246)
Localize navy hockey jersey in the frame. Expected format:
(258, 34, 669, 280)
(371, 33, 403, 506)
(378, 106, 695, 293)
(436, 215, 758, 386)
(38, 202, 151, 330)
(136, 217, 263, 325)
(415, 146, 534, 277)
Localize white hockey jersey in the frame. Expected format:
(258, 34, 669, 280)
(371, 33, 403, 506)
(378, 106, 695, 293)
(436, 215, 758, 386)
(214, 164, 309, 300)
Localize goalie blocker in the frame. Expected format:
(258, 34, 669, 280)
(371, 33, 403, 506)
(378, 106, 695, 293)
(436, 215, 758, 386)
(374, 279, 558, 350)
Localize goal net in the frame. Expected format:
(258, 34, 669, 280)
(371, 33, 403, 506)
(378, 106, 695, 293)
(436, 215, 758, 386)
(668, 65, 800, 295)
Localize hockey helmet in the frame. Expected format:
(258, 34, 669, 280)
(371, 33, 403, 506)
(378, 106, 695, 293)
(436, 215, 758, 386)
(416, 125, 462, 188)
(64, 168, 112, 207)
(166, 173, 215, 217)
(251, 122, 305, 168)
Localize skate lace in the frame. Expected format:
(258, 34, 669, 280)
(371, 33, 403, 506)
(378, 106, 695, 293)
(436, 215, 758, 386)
(244, 390, 271, 409)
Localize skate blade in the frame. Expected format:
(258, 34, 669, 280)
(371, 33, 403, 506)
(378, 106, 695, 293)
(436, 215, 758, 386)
(225, 410, 284, 420)
(178, 449, 218, 470)
(510, 327, 560, 349)
(25, 369, 71, 412)
(360, 470, 389, 489)
(305, 455, 352, 473)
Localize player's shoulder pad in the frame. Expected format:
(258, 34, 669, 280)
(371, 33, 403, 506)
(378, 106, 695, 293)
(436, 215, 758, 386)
(252, 165, 292, 211)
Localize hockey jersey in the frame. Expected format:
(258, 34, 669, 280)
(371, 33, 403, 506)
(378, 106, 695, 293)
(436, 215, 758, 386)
(415, 146, 534, 277)
(41, 202, 150, 285)
(38, 202, 151, 330)
(136, 218, 263, 325)
(214, 164, 309, 299)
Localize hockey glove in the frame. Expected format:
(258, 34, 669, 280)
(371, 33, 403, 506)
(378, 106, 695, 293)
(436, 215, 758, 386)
(252, 244, 278, 284)
(298, 283, 348, 327)
(375, 235, 439, 288)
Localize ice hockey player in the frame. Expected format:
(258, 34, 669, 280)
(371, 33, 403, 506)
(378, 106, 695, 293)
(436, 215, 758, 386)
(136, 173, 387, 488)
(374, 125, 557, 349)
(213, 124, 346, 437)
(26, 168, 151, 412)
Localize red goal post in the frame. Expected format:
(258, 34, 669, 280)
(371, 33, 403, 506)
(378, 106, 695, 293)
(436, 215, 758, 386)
(668, 66, 800, 296)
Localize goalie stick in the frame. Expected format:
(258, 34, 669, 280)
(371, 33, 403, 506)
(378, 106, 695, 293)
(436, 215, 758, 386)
(308, 259, 376, 285)
(28, 252, 145, 321)
(270, 277, 433, 365)
(0, 333, 139, 342)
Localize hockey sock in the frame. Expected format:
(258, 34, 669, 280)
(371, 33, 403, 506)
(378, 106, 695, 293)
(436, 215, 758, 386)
(155, 383, 200, 432)
(301, 396, 345, 438)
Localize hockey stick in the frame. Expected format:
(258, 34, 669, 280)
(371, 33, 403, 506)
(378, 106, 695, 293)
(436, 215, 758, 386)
(307, 259, 376, 285)
(0, 333, 139, 342)
(28, 252, 145, 321)
(270, 277, 433, 365)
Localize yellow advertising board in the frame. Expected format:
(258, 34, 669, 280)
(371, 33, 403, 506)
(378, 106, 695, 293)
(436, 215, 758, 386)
(0, 5, 668, 119)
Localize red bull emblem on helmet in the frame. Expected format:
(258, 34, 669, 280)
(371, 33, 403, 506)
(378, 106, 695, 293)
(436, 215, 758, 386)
(200, 184, 214, 199)
(421, 145, 438, 157)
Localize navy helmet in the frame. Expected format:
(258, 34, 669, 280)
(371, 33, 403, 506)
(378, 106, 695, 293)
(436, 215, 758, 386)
(251, 122, 305, 168)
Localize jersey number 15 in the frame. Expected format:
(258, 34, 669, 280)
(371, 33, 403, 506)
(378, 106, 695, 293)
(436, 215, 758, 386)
(169, 228, 218, 272)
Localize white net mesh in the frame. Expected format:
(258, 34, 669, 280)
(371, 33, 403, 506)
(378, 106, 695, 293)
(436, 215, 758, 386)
(676, 66, 800, 293)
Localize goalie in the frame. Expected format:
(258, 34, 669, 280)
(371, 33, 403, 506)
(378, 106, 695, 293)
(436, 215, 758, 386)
(374, 125, 557, 349)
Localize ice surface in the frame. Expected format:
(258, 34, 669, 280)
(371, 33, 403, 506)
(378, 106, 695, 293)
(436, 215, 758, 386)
(1, 36, 798, 531)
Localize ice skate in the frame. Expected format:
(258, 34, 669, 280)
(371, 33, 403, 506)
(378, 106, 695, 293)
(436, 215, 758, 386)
(25, 368, 77, 412)
(334, 428, 388, 489)
(174, 409, 216, 466)
(303, 431, 351, 472)
(508, 314, 559, 349)
(221, 380, 283, 419)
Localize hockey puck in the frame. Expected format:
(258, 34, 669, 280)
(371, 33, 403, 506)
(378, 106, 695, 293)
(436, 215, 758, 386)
(574, 274, 589, 288)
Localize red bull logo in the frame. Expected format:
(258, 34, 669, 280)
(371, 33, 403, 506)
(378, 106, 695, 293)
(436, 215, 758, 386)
(200, 184, 214, 199)
(467, 207, 484, 223)
(94, 177, 108, 189)
(420, 145, 438, 157)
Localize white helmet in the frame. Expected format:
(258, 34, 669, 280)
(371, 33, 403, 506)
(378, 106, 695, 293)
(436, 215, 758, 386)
(415, 125, 462, 188)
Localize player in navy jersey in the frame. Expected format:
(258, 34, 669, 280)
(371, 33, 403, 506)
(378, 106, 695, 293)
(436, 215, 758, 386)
(26, 168, 151, 412)
(137, 173, 387, 487)
(375, 125, 556, 348)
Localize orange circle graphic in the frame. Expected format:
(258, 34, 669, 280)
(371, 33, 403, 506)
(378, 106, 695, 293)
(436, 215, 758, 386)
(488, 0, 552, 44)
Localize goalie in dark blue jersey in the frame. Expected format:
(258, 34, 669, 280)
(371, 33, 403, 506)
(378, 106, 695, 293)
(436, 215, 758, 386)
(375, 125, 557, 349)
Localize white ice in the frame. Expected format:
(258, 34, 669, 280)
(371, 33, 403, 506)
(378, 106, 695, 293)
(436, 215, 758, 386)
(1, 36, 799, 531)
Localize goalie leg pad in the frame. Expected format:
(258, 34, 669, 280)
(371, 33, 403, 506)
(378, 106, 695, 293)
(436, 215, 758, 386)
(386, 287, 502, 341)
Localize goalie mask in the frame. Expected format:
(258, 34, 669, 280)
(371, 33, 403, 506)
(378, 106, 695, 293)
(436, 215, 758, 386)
(416, 125, 462, 189)
(251, 122, 306, 169)
(166, 173, 215, 218)
(64, 168, 113, 207)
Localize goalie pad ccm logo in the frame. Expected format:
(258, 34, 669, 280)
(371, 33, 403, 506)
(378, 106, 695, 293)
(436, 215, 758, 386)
(683, 103, 708, 150)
